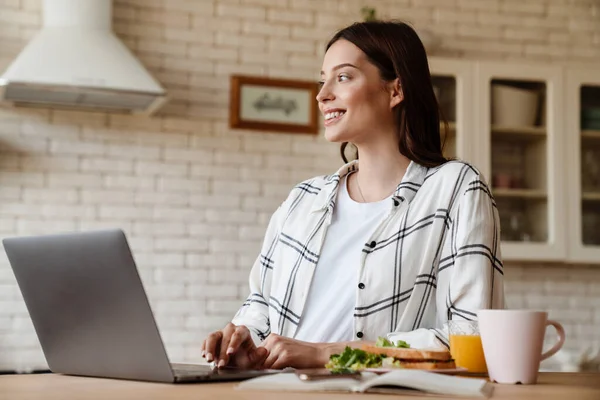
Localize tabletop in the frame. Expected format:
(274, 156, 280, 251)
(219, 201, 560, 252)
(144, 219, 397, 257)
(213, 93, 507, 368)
(1, 372, 600, 400)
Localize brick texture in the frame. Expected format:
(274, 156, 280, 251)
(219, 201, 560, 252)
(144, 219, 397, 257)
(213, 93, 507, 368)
(0, 0, 599, 371)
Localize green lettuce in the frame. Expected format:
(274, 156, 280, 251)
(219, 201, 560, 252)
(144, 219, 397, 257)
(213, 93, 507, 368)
(381, 356, 404, 368)
(325, 346, 383, 372)
(375, 336, 410, 348)
(326, 339, 411, 372)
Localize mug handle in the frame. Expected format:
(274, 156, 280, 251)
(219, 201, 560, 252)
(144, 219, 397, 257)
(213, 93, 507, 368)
(540, 319, 566, 361)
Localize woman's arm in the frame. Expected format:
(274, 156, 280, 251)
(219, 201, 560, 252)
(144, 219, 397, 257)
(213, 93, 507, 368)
(259, 335, 375, 369)
(441, 174, 505, 319)
(231, 204, 284, 344)
(203, 204, 285, 368)
(388, 174, 505, 348)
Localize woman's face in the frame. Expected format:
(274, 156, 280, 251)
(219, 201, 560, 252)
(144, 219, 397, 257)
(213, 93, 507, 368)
(317, 39, 400, 145)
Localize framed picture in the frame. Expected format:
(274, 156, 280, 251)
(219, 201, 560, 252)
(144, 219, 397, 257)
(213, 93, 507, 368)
(230, 75, 319, 134)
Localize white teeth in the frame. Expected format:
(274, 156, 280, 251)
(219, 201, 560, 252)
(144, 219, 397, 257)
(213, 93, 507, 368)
(325, 111, 345, 120)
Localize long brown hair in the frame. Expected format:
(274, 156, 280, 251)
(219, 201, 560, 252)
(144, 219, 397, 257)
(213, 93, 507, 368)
(326, 21, 449, 168)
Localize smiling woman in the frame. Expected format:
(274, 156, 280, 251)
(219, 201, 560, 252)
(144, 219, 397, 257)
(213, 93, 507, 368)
(319, 25, 448, 167)
(202, 20, 504, 371)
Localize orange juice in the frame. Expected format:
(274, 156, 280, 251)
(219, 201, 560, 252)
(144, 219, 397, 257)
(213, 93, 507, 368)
(449, 334, 487, 373)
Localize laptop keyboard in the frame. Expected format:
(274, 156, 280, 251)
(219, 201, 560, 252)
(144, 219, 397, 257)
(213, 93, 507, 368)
(171, 363, 213, 376)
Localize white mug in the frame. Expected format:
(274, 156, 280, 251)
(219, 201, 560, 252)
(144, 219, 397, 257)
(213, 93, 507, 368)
(477, 310, 565, 384)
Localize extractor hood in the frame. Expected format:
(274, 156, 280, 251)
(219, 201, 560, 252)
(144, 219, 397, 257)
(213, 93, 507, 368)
(0, 0, 168, 115)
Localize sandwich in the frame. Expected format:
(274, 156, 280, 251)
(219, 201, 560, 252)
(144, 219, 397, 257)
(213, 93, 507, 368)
(326, 337, 456, 372)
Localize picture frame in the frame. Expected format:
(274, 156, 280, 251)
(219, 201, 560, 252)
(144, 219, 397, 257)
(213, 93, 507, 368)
(229, 75, 319, 134)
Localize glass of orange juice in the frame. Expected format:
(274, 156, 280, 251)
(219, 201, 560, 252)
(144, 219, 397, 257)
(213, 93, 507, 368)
(448, 320, 488, 373)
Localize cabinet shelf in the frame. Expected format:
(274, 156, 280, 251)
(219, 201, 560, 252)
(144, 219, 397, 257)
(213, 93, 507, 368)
(491, 125, 546, 142)
(440, 121, 456, 135)
(492, 188, 547, 200)
(582, 130, 600, 140)
(582, 191, 600, 201)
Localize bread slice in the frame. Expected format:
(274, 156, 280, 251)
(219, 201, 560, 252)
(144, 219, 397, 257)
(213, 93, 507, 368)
(361, 344, 452, 361)
(397, 360, 457, 370)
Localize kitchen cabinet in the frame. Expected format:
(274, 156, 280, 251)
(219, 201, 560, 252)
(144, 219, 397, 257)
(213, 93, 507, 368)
(428, 57, 599, 263)
(565, 68, 600, 263)
(475, 61, 566, 262)
(429, 57, 474, 162)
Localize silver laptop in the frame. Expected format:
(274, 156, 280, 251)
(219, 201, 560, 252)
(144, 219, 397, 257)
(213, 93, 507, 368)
(3, 229, 277, 383)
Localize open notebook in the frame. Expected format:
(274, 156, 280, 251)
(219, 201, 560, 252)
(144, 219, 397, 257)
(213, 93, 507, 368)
(237, 369, 494, 398)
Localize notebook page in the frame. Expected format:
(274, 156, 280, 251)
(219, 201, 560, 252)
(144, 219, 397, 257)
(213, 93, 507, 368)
(236, 372, 367, 392)
(354, 370, 493, 398)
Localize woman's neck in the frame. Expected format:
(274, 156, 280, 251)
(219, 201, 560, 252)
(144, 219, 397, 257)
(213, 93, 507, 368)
(349, 139, 411, 203)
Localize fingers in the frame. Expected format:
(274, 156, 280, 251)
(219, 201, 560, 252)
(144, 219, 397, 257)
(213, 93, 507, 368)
(261, 346, 279, 369)
(259, 334, 275, 368)
(270, 353, 289, 370)
(218, 331, 232, 367)
(203, 324, 274, 369)
(217, 324, 251, 368)
(203, 330, 222, 363)
(227, 327, 250, 358)
(249, 346, 269, 369)
(215, 323, 237, 367)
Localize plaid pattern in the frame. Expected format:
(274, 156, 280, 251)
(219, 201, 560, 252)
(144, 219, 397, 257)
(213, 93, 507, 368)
(232, 160, 504, 348)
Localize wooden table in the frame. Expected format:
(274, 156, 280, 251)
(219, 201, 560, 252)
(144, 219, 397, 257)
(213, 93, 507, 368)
(1, 372, 599, 400)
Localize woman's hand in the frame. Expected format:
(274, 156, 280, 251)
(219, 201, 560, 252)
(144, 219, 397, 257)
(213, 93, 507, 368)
(201, 323, 269, 369)
(259, 334, 330, 370)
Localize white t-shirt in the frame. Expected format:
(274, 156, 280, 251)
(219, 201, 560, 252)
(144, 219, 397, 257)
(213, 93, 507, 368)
(293, 173, 391, 343)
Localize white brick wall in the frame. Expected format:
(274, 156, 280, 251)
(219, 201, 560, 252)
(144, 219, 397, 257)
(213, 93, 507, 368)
(0, 0, 599, 372)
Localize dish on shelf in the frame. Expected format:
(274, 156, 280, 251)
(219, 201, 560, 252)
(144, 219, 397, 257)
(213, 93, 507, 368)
(492, 84, 540, 127)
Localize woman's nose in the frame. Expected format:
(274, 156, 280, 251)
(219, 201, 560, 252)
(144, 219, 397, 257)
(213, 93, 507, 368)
(316, 84, 334, 103)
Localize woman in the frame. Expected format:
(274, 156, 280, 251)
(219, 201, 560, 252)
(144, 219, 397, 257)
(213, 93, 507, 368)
(201, 20, 504, 370)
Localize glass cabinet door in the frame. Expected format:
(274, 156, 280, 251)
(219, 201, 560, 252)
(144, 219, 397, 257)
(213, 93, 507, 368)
(476, 62, 566, 261)
(428, 57, 474, 163)
(566, 69, 600, 263)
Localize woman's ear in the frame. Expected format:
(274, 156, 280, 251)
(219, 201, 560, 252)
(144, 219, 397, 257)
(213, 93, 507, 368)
(389, 78, 403, 108)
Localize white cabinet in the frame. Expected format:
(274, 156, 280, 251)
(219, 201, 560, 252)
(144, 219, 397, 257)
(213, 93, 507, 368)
(428, 57, 600, 263)
(565, 68, 600, 263)
(474, 62, 566, 262)
(429, 57, 474, 162)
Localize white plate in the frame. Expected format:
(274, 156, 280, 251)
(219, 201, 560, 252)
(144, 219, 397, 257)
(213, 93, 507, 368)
(362, 367, 468, 374)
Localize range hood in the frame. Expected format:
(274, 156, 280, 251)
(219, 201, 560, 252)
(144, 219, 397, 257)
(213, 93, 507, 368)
(0, 0, 167, 115)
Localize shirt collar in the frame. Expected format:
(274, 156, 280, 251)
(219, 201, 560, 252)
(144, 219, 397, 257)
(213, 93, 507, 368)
(310, 160, 429, 213)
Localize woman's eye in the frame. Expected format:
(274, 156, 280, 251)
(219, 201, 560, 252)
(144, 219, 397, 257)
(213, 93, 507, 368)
(318, 74, 349, 88)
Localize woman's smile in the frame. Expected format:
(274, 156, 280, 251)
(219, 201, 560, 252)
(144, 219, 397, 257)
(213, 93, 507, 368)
(324, 109, 347, 127)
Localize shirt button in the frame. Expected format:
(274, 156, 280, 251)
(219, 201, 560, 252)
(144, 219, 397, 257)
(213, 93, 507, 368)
(393, 199, 400, 206)
(358, 282, 365, 289)
(369, 241, 376, 248)
(356, 331, 364, 339)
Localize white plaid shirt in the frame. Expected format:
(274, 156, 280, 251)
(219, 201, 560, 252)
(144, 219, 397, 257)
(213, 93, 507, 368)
(232, 160, 505, 349)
